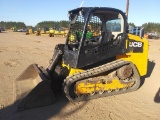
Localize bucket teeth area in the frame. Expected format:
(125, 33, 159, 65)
(15, 64, 56, 111)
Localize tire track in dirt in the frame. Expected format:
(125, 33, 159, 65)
(0, 32, 160, 120)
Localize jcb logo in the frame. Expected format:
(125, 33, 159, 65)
(129, 42, 142, 47)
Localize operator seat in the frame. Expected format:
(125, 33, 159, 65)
(99, 30, 112, 44)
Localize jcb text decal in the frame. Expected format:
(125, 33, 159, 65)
(128, 39, 143, 53)
(129, 42, 142, 47)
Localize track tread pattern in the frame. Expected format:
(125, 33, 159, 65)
(63, 59, 140, 102)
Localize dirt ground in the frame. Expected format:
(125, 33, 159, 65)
(0, 32, 159, 120)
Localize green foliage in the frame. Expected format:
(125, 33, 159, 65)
(142, 22, 160, 34)
(36, 20, 69, 29)
(0, 21, 26, 29)
(128, 22, 136, 27)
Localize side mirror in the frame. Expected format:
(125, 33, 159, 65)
(139, 27, 144, 38)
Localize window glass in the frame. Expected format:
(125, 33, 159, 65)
(87, 15, 102, 38)
(68, 14, 102, 45)
(106, 19, 121, 32)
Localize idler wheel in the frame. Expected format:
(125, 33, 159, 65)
(117, 65, 133, 80)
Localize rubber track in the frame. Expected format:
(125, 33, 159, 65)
(63, 59, 140, 102)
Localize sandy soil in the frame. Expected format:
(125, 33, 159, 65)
(0, 32, 159, 120)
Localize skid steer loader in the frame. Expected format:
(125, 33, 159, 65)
(15, 7, 148, 111)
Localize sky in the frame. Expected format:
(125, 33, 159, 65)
(0, 0, 160, 26)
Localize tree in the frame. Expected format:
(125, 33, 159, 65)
(128, 22, 135, 27)
(142, 22, 160, 34)
(36, 21, 69, 29)
(0, 21, 26, 29)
